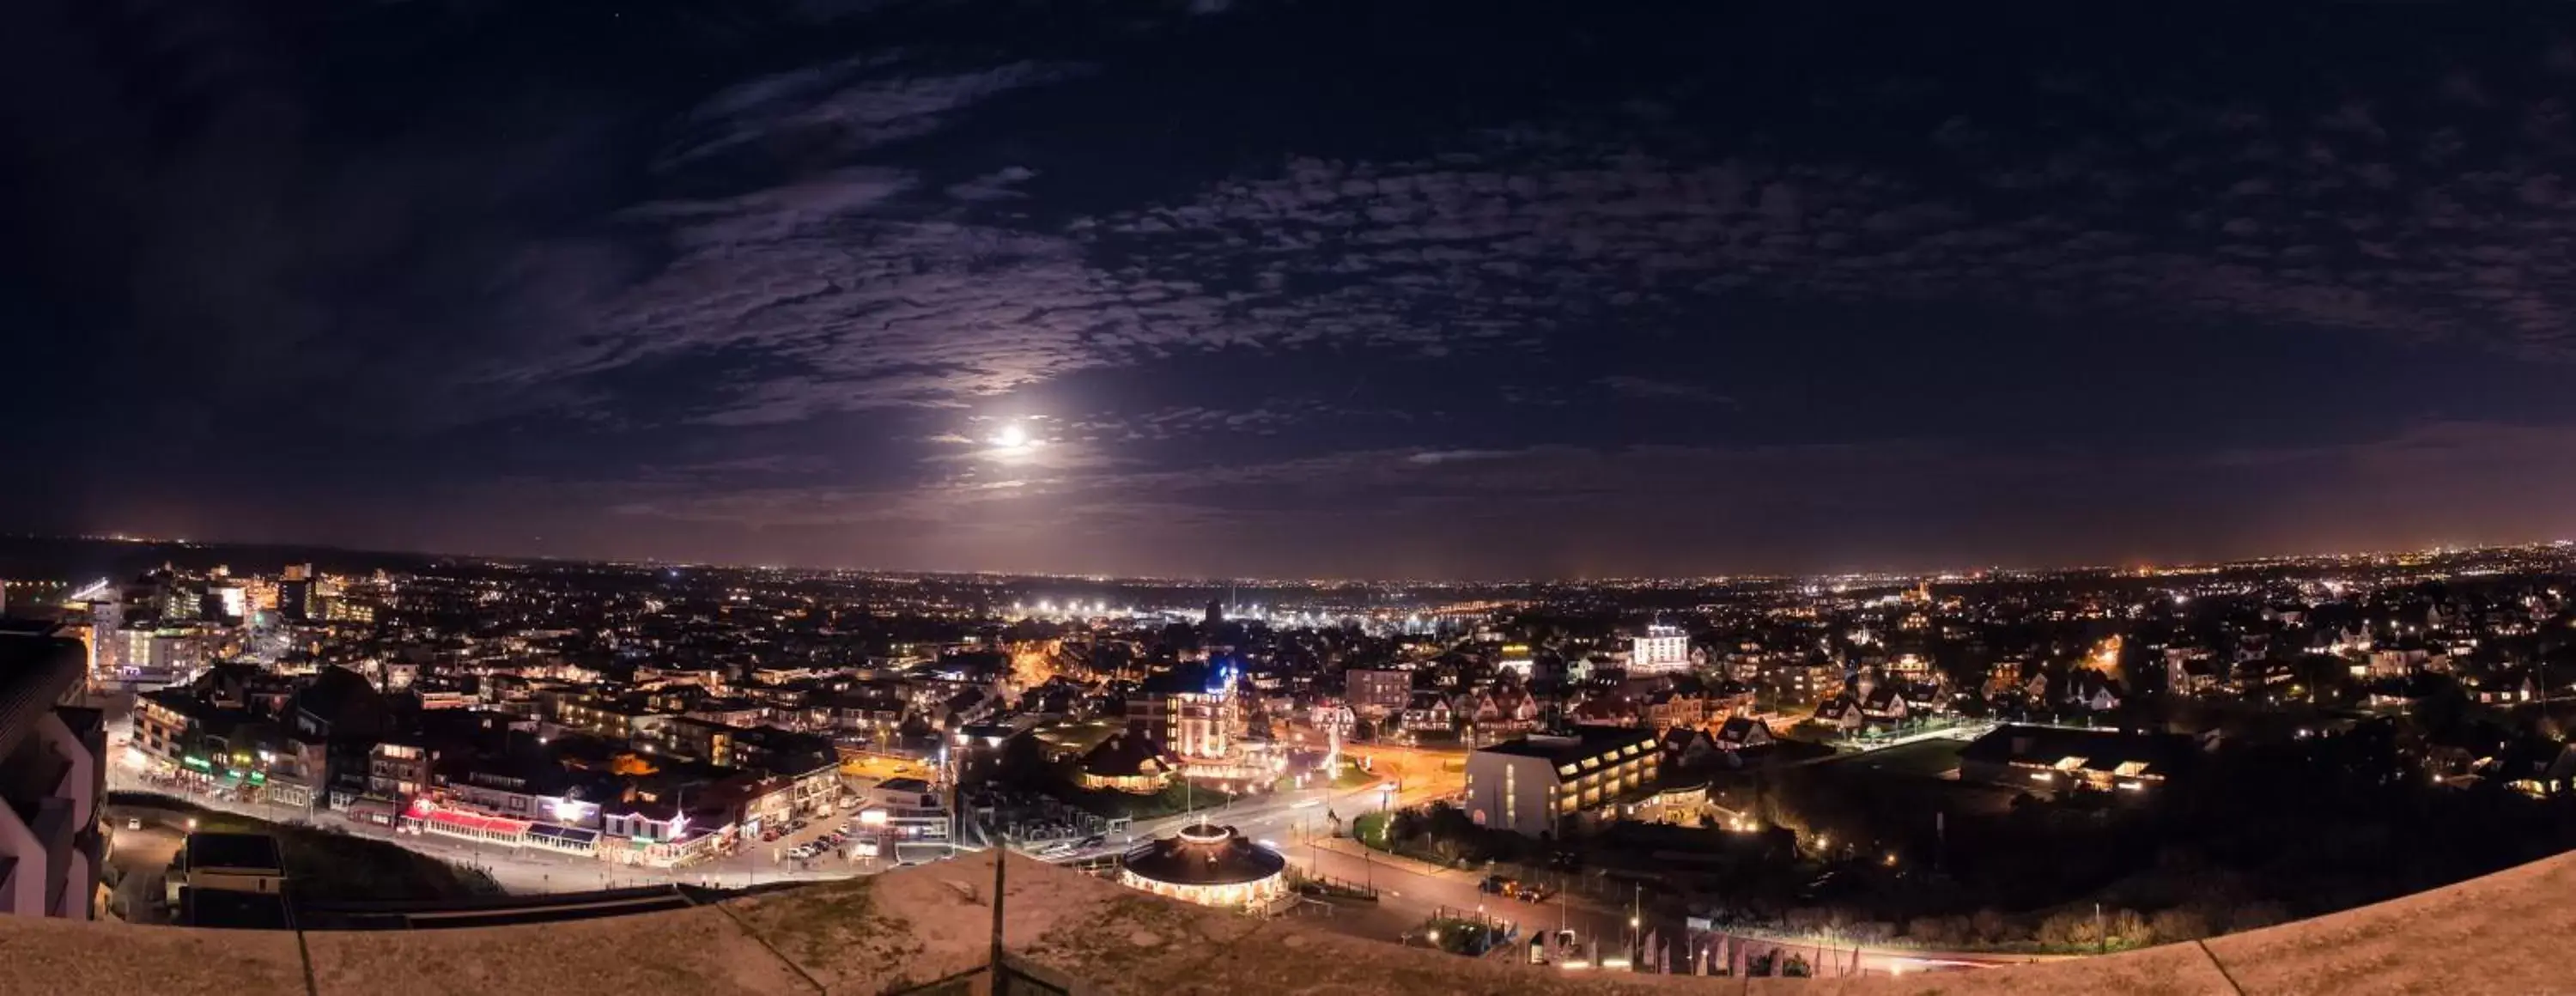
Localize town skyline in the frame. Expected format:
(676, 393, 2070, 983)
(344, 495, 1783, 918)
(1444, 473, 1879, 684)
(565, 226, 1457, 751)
(15, 528, 2576, 587)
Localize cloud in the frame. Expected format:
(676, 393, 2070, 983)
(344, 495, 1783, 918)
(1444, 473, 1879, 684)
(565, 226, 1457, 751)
(945, 165, 1038, 202)
(665, 60, 1082, 167)
(1406, 449, 1515, 465)
(340, 12, 2576, 440)
(1593, 375, 1736, 405)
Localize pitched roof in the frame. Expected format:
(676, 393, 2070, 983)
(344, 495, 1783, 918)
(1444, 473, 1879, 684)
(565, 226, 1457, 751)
(1715, 716, 1770, 744)
(295, 666, 386, 727)
(1081, 732, 1176, 778)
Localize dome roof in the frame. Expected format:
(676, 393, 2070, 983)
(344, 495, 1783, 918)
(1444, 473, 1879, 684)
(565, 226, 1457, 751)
(1121, 823, 1285, 888)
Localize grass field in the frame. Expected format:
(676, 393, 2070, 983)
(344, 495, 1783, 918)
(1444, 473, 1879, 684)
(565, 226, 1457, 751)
(1833, 738, 1968, 780)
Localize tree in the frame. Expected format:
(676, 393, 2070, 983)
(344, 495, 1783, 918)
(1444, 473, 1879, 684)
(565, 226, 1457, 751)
(1388, 807, 1429, 845)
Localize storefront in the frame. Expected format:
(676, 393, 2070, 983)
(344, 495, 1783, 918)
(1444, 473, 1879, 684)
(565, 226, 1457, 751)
(400, 805, 532, 847)
(604, 829, 719, 868)
(345, 798, 399, 828)
(526, 823, 601, 858)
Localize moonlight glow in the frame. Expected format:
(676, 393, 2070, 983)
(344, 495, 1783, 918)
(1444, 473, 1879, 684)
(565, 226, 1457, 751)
(988, 422, 1039, 455)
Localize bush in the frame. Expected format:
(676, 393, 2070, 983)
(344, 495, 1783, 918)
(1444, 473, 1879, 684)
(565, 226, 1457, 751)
(1904, 914, 1971, 947)
(2105, 908, 2151, 948)
(2038, 911, 2096, 949)
(2148, 907, 2211, 943)
(1352, 811, 1393, 850)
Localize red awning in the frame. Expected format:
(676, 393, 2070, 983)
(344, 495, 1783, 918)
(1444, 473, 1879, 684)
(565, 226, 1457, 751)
(425, 810, 530, 835)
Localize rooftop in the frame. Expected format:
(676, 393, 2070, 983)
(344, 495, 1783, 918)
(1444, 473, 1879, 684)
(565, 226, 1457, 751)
(1962, 724, 2202, 777)
(185, 832, 285, 874)
(1477, 725, 1658, 764)
(1121, 823, 1286, 888)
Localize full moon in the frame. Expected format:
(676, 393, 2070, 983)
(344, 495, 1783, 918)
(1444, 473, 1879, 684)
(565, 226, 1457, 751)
(989, 422, 1037, 452)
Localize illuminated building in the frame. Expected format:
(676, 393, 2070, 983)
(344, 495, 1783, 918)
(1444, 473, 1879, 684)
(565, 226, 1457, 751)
(1628, 624, 1691, 674)
(132, 690, 210, 774)
(1127, 661, 1238, 761)
(1116, 823, 1288, 911)
(240, 580, 280, 615)
(199, 586, 238, 622)
(85, 598, 122, 684)
(1464, 726, 1662, 837)
(368, 739, 435, 801)
(1343, 668, 1412, 720)
(551, 696, 672, 744)
(1078, 731, 1178, 793)
(1959, 725, 2196, 795)
(854, 777, 952, 848)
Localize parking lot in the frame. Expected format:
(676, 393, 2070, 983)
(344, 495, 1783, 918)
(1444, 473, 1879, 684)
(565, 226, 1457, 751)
(756, 805, 868, 868)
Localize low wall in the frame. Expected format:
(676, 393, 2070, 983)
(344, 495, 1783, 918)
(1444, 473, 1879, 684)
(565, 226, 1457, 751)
(1, 845, 2567, 994)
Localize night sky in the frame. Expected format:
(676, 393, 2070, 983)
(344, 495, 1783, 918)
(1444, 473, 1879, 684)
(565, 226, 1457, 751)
(7, 2, 2576, 579)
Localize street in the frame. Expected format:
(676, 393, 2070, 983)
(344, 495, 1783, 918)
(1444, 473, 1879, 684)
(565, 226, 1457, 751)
(106, 764, 872, 894)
